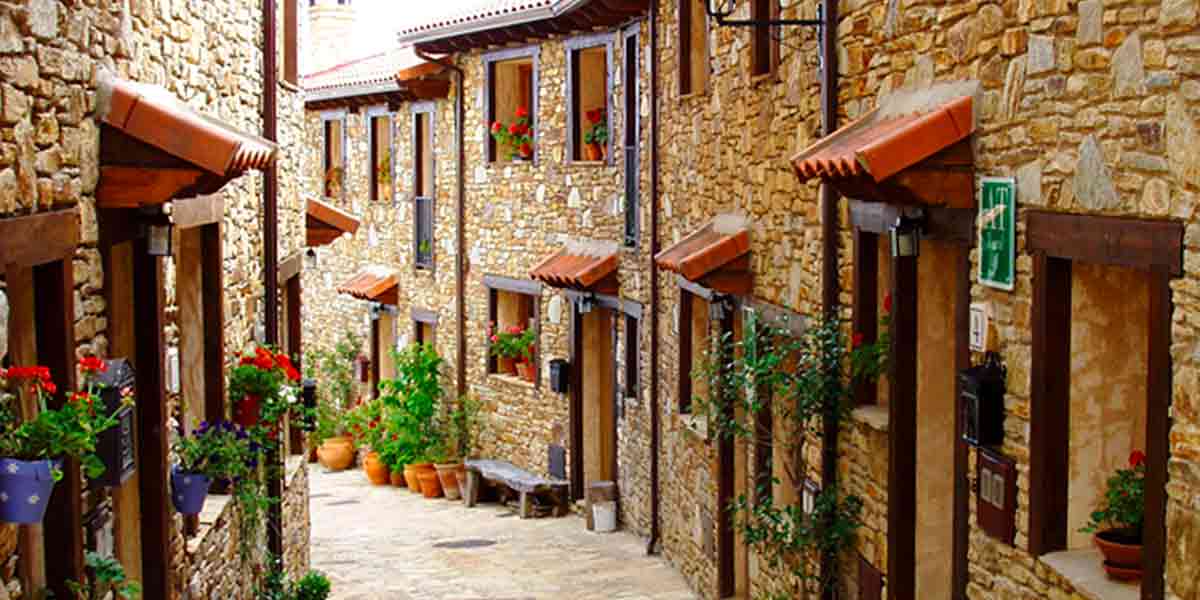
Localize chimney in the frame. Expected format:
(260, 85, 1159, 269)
(307, 0, 357, 74)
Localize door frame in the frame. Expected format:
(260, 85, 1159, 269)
(850, 201, 974, 600)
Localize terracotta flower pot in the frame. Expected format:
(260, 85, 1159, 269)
(363, 452, 390, 485)
(584, 143, 602, 161)
(1095, 529, 1143, 574)
(316, 436, 355, 471)
(498, 357, 517, 375)
(417, 470, 443, 498)
(516, 360, 535, 383)
(308, 446, 319, 464)
(454, 469, 468, 493)
(435, 463, 462, 500)
(402, 464, 421, 491)
(389, 470, 406, 487)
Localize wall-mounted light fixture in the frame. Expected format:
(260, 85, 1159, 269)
(889, 212, 924, 258)
(577, 293, 596, 315)
(706, 0, 824, 27)
(139, 205, 174, 257)
(304, 248, 318, 270)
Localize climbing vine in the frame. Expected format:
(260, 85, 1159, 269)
(694, 307, 889, 598)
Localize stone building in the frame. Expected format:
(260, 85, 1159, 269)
(0, 1, 312, 599)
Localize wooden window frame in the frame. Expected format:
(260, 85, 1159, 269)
(1026, 211, 1180, 600)
(622, 22, 640, 247)
(749, 0, 780, 78)
(678, 0, 709, 97)
(565, 32, 615, 165)
(365, 105, 394, 203)
(412, 101, 436, 269)
(320, 110, 347, 200)
(483, 275, 543, 388)
(283, 0, 299, 85)
(482, 46, 540, 165)
(412, 307, 438, 348)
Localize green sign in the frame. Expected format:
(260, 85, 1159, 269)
(979, 177, 1016, 291)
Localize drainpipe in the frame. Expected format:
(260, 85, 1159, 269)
(414, 48, 467, 400)
(818, 1, 840, 599)
(647, 0, 661, 557)
(262, 0, 284, 563)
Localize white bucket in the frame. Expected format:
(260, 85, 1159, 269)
(593, 501, 617, 533)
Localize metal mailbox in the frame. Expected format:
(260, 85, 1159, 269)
(93, 359, 136, 487)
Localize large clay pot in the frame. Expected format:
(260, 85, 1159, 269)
(516, 360, 535, 383)
(402, 464, 421, 491)
(435, 463, 462, 500)
(363, 452, 390, 485)
(390, 470, 406, 487)
(1095, 530, 1143, 578)
(316, 436, 355, 471)
(497, 356, 517, 375)
(418, 469, 443, 498)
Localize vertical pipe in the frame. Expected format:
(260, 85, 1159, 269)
(262, 0, 284, 563)
(818, 1, 841, 598)
(647, 0, 661, 556)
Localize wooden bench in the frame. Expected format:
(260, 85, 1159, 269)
(463, 459, 570, 519)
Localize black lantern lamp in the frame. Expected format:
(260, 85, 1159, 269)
(959, 351, 1007, 447)
(705, 0, 825, 27)
(301, 379, 318, 432)
(889, 213, 923, 258)
(139, 205, 174, 257)
(92, 359, 137, 487)
(577, 293, 596, 314)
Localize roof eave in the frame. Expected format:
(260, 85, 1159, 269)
(396, 0, 591, 49)
(304, 80, 403, 103)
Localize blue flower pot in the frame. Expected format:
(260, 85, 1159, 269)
(0, 458, 60, 524)
(171, 468, 211, 516)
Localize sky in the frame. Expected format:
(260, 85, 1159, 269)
(352, 0, 479, 56)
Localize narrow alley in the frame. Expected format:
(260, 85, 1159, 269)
(310, 469, 697, 600)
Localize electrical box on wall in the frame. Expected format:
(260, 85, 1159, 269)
(976, 446, 1017, 545)
(549, 358, 570, 394)
(93, 359, 137, 487)
(959, 352, 1006, 447)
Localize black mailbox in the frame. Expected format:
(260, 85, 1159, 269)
(301, 379, 318, 432)
(549, 359, 570, 394)
(959, 352, 1006, 447)
(93, 359, 137, 487)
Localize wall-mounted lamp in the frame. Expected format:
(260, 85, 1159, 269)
(304, 248, 318, 270)
(577, 293, 596, 315)
(369, 303, 383, 321)
(889, 213, 924, 258)
(705, 0, 825, 27)
(708, 295, 734, 321)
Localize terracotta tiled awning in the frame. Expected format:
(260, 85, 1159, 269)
(655, 215, 752, 295)
(337, 267, 399, 305)
(530, 240, 619, 293)
(307, 197, 361, 247)
(792, 83, 976, 208)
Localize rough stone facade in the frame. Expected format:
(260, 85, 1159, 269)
(0, 0, 310, 598)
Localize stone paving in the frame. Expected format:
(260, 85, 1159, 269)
(310, 468, 699, 600)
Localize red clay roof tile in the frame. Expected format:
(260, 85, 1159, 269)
(530, 241, 619, 290)
(337, 267, 399, 305)
(306, 197, 361, 247)
(655, 216, 750, 282)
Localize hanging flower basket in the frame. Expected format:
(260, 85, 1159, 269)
(235, 394, 262, 429)
(0, 458, 60, 524)
(171, 467, 212, 516)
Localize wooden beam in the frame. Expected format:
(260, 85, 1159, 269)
(482, 274, 543, 296)
(5, 265, 45, 596)
(0, 209, 79, 268)
(97, 166, 205, 209)
(1026, 211, 1183, 275)
(412, 307, 439, 324)
(177, 227, 206, 431)
(1142, 265, 1171, 600)
(202, 223, 226, 423)
(173, 194, 224, 229)
(35, 258, 84, 600)
(278, 250, 303, 285)
(887, 253, 917, 600)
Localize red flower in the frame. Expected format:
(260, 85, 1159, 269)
(490, 335, 498, 343)
(285, 366, 301, 382)
(369, 421, 377, 429)
(40, 381, 57, 395)
(240, 356, 256, 366)
(509, 123, 521, 135)
(519, 142, 533, 157)
(1129, 450, 1146, 467)
(883, 293, 893, 313)
(79, 356, 107, 374)
(586, 108, 603, 124)
(71, 392, 89, 403)
(852, 333, 864, 349)
(491, 121, 502, 133)
(516, 105, 529, 119)
(255, 355, 275, 370)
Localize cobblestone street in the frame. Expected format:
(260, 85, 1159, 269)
(310, 468, 699, 600)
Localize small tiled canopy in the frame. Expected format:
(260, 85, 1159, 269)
(792, 82, 977, 208)
(96, 72, 278, 208)
(307, 197, 361, 247)
(655, 215, 751, 295)
(530, 240, 619, 294)
(337, 267, 399, 306)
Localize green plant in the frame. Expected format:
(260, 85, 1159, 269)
(324, 166, 343, 197)
(489, 105, 534, 160)
(446, 394, 483, 460)
(1081, 450, 1146, 539)
(488, 324, 536, 362)
(0, 359, 128, 480)
(255, 566, 331, 600)
(583, 107, 608, 146)
(306, 332, 362, 445)
(693, 307, 889, 596)
(344, 397, 384, 450)
(64, 551, 141, 600)
(294, 571, 332, 600)
(173, 420, 254, 482)
(377, 343, 447, 463)
(230, 345, 303, 427)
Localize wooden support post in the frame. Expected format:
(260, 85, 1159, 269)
(887, 254, 917, 600)
(519, 492, 532, 519)
(132, 238, 170, 600)
(177, 227, 206, 430)
(1143, 266, 1172, 600)
(465, 469, 480, 508)
(201, 223, 226, 423)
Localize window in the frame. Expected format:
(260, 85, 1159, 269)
(677, 290, 710, 414)
(566, 34, 612, 162)
(678, 0, 709, 95)
(484, 47, 538, 162)
(284, 0, 299, 85)
(623, 25, 640, 246)
(413, 104, 435, 268)
(484, 276, 541, 386)
(413, 308, 437, 348)
(750, 0, 779, 77)
(624, 314, 640, 400)
(321, 114, 345, 198)
(367, 109, 393, 202)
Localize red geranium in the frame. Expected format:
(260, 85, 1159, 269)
(586, 108, 604, 124)
(1129, 450, 1146, 467)
(519, 142, 533, 157)
(883, 293, 893, 313)
(516, 105, 529, 119)
(852, 332, 864, 349)
(79, 356, 107, 374)
(254, 355, 275, 371)
(491, 121, 503, 133)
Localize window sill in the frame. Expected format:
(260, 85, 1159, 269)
(851, 405, 889, 432)
(185, 493, 235, 556)
(1041, 549, 1139, 600)
(489, 159, 535, 167)
(565, 160, 611, 167)
(487, 373, 536, 390)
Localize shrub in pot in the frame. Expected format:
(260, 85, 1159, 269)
(0, 359, 126, 524)
(583, 107, 608, 161)
(172, 420, 253, 515)
(306, 332, 363, 465)
(65, 551, 141, 599)
(1081, 450, 1146, 579)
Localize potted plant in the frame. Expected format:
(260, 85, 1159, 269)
(308, 332, 362, 470)
(256, 568, 331, 600)
(415, 455, 443, 499)
(171, 420, 252, 515)
(376, 148, 393, 200)
(583, 107, 608, 161)
(489, 105, 534, 161)
(445, 394, 483, 495)
(344, 397, 385, 480)
(0, 359, 126, 524)
(430, 438, 461, 501)
(230, 345, 301, 430)
(489, 324, 536, 380)
(324, 166, 344, 198)
(1081, 450, 1146, 580)
(65, 551, 141, 599)
(377, 432, 411, 487)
